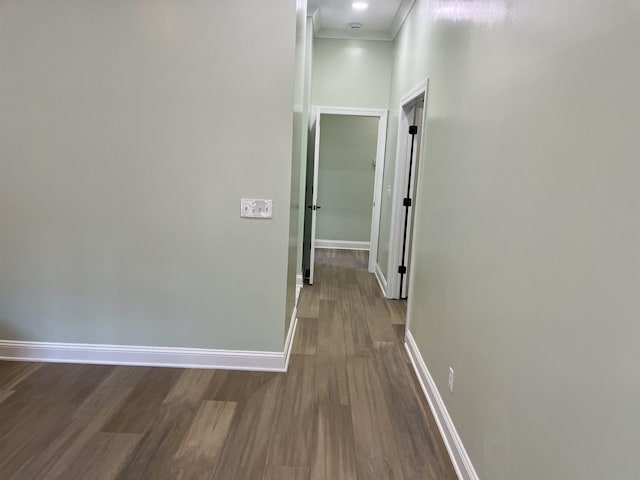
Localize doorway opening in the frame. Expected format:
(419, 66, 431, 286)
(386, 79, 429, 301)
(303, 107, 388, 285)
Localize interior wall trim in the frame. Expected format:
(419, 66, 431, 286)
(0, 302, 301, 372)
(0, 283, 303, 373)
(296, 275, 304, 306)
(315, 239, 370, 250)
(375, 263, 388, 297)
(0, 340, 289, 371)
(284, 304, 299, 371)
(404, 330, 480, 480)
(387, 78, 430, 300)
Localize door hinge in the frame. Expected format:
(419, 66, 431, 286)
(402, 197, 412, 207)
(398, 265, 407, 274)
(409, 125, 418, 135)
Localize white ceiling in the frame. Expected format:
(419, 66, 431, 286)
(308, 0, 415, 41)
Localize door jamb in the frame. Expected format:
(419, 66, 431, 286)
(310, 106, 388, 274)
(387, 79, 429, 304)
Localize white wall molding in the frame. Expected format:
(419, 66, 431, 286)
(405, 331, 479, 480)
(0, 286, 304, 373)
(313, 106, 387, 117)
(296, 274, 304, 305)
(387, 79, 429, 299)
(0, 340, 290, 372)
(375, 263, 388, 297)
(315, 239, 370, 250)
(311, 0, 414, 41)
(284, 310, 298, 371)
(400, 78, 429, 106)
(314, 28, 393, 42)
(390, 0, 416, 39)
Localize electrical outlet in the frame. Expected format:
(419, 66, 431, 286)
(448, 367, 455, 393)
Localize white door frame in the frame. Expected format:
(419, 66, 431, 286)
(387, 79, 429, 301)
(308, 107, 319, 284)
(310, 106, 388, 278)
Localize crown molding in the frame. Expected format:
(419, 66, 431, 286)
(314, 27, 393, 41)
(390, 0, 416, 39)
(310, 0, 414, 41)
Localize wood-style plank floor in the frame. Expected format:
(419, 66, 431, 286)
(0, 249, 456, 480)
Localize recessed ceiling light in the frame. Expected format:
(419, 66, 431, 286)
(352, 2, 368, 10)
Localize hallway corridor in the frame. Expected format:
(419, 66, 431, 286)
(292, 249, 456, 479)
(0, 250, 456, 480)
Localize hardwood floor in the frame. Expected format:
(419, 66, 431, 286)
(0, 249, 456, 480)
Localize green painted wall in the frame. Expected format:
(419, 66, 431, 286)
(285, 0, 308, 335)
(390, 0, 640, 478)
(296, 17, 314, 279)
(311, 38, 392, 109)
(316, 115, 379, 243)
(0, 0, 298, 352)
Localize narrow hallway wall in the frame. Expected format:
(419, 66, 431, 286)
(285, 0, 309, 335)
(388, 0, 640, 478)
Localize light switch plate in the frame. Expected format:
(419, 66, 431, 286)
(241, 198, 273, 219)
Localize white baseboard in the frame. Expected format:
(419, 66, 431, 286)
(315, 239, 370, 251)
(283, 308, 298, 371)
(374, 263, 388, 297)
(0, 293, 304, 373)
(0, 340, 289, 371)
(296, 274, 303, 305)
(404, 331, 479, 480)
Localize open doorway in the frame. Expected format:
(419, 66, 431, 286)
(303, 107, 388, 284)
(387, 79, 429, 300)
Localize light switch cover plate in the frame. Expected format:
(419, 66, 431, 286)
(241, 198, 273, 219)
